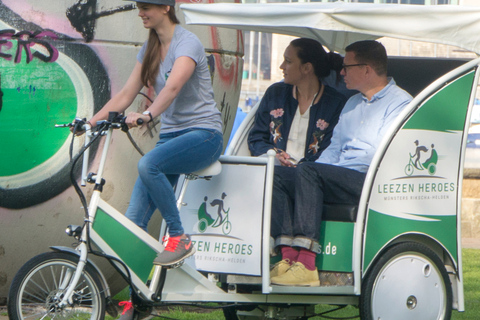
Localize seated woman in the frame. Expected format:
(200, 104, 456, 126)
(247, 38, 347, 166)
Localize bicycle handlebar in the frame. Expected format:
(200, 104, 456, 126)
(56, 112, 145, 132)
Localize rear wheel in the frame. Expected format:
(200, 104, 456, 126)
(198, 218, 208, 233)
(360, 242, 452, 320)
(223, 306, 240, 320)
(8, 251, 105, 320)
(428, 162, 436, 175)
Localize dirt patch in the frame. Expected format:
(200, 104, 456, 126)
(0, 306, 7, 320)
(463, 178, 480, 198)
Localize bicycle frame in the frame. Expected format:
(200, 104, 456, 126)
(57, 120, 165, 307)
(58, 117, 278, 307)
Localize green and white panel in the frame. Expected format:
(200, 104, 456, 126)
(179, 164, 266, 276)
(316, 221, 354, 272)
(364, 70, 476, 272)
(91, 198, 163, 283)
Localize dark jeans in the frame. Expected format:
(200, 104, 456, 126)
(271, 162, 366, 253)
(125, 129, 223, 236)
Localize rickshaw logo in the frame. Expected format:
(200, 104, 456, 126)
(405, 140, 438, 176)
(197, 192, 232, 235)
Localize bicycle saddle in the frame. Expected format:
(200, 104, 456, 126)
(192, 160, 222, 177)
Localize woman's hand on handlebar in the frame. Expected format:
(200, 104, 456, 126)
(69, 119, 93, 136)
(125, 112, 150, 128)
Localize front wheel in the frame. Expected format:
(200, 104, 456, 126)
(8, 251, 106, 320)
(222, 221, 232, 235)
(360, 242, 452, 320)
(405, 163, 414, 176)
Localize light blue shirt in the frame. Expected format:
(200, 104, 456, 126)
(316, 78, 412, 173)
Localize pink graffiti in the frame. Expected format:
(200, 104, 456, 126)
(176, 0, 243, 87)
(208, 0, 243, 87)
(0, 29, 59, 64)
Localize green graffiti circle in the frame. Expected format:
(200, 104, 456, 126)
(0, 54, 76, 177)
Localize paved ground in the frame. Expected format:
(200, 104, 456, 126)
(462, 237, 480, 249)
(0, 306, 7, 319)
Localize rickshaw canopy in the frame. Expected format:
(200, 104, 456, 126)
(180, 2, 480, 55)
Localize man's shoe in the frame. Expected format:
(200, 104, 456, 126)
(154, 235, 195, 266)
(270, 259, 291, 278)
(271, 262, 320, 286)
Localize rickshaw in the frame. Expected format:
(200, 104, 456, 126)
(7, 2, 480, 320)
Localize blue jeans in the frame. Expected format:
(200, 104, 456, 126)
(271, 162, 366, 252)
(125, 128, 223, 236)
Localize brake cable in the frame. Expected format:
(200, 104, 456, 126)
(125, 92, 155, 156)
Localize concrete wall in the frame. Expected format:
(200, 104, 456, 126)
(0, 0, 243, 300)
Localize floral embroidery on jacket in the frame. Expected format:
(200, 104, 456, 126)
(309, 119, 329, 154)
(270, 108, 284, 144)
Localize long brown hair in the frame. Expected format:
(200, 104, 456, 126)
(141, 6, 180, 87)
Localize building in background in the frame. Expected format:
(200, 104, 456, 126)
(240, 0, 478, 109)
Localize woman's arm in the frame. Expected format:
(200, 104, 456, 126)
(89, 62, 144, 125)
(126, 56, 196, 126)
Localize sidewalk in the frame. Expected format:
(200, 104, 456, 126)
(462, 238, 480, 249)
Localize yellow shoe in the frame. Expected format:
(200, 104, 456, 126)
(270, 259, 291, 278)
(271, 262, 320, 286)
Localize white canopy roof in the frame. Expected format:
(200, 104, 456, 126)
(181, 2, 480, 54)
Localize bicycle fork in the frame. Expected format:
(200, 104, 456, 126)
(57, 241, 88, 308)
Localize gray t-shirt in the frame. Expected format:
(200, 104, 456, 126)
(137, 25, 222, 134)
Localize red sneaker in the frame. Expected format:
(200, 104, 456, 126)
(153, 234, 195, 266)
(118, 301, 133, 319)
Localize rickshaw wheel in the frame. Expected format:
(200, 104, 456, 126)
(360, 241, 452, 320)
(223, 306, 240, 320)
(428, 163, 436, 175)
(198, 218, 208, 233)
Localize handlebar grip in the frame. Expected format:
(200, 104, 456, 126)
(136, 118, 144, 126)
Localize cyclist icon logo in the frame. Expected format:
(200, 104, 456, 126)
(405, 140, 438, 176)
(197, 192, 232, 235)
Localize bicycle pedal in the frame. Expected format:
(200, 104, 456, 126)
(164, 260, 185, 269)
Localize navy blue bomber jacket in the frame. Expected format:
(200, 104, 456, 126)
(248, 82, 347, 163)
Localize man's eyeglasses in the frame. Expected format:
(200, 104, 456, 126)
(342, 63, 367, 71)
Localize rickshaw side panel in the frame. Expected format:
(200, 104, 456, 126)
(178, 163, 267, 276)
(364, 70, 475, 271)
(315, 221, 354, 272)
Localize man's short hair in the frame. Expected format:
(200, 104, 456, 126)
(345, 40, 387, 76)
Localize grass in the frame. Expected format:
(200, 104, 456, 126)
(111, 249, 480, 320)
(453, 248, 480, 320)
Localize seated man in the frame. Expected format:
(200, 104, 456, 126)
(270, 40, 413, 286)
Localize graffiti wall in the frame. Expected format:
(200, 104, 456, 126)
(0, 0, 243, 299)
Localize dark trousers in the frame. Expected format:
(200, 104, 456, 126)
(271, 162, 366, 252)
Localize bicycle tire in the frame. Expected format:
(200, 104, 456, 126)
(8, 251, 106, 320)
